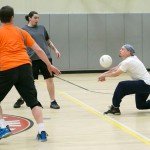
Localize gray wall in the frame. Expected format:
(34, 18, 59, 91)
(13, 13, 150, 71)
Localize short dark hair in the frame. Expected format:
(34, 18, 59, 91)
(0, 6, 14, 23)
(25, 11, 38, 22)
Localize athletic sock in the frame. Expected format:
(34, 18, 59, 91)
(0, 119, 7, 128)
(38, 123, 45, 134)
(51, 100, 55, 103)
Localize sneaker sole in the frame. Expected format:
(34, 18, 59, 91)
(50, 106, 60, 109)
(1, 132, 12, 139)
(36, 138, 47, 142)
(104, 113, 121, 115)
(39, 139, 47, 142)
(14, 106, 21, 108)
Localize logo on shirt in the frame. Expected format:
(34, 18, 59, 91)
(4, 114, 34, 134)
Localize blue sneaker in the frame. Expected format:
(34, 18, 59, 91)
(0, 125, 12, 139)
(36, 131, 48, 142)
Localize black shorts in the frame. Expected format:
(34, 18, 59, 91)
(32, 58, 54, 80)
(0, 64, 39, 107)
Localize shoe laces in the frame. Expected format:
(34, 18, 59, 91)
(51, 100, 57, 104)
(0, 127, 7, 133)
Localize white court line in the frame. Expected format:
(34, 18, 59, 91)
(57, 90, 150, 145)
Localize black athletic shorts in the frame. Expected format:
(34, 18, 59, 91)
(0, 64, 39, 107)
(32, 58, 54, 80)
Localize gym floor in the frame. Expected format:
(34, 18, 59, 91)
(1, 73, 150, 150)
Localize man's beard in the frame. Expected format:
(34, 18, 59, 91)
(33, 22, 38, 27)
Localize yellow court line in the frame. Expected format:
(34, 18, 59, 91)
(36, 80, 150, 145)
(56, 89, 150, 145)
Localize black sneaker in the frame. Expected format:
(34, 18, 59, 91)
(50, 100, 60, 109)
(13, 98, 24, 108)
(104, 105, 121, 115)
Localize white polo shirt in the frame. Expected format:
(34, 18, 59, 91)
(119, 56, 150, 85)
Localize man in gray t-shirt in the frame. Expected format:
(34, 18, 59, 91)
(14, 11, 61, 109)
(22, 25, 52, 60)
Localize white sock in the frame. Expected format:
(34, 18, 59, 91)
(0, 119, 7, 128)
(38, 123, 45, 134)
(51, 100, 55, 103)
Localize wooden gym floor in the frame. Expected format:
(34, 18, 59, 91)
(0, 73, 150, 150)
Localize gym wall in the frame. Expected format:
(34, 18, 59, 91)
(1, 0, 150, 71)
(1, 0, 150, 13)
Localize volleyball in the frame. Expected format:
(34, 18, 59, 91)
(99, 55, 112, 68)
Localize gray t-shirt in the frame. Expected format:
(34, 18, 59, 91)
(22, 25, 51, 60)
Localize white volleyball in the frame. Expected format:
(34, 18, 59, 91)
(99, 55, 112, 68)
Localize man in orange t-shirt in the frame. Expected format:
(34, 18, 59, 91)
(0, 5, 60, 142)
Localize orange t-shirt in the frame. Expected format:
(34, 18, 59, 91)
(0, 24, 35, 71)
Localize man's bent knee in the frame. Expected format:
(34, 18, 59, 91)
(30, 102, 43, 109)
